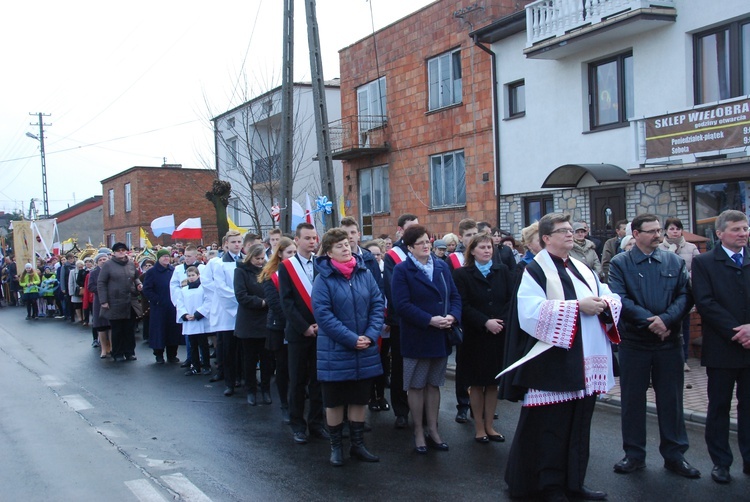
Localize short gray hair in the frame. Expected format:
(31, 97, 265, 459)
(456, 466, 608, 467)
(715, 209, 748, 232)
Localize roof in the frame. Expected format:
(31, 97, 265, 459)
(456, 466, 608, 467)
(50, 196, 103, 223)
(100, 165, 216, 184)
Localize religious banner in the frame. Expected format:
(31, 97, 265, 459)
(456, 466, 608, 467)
(644, 97, 750, 160)
(13, 220, 34, 269)
(31, 218, 57, 258)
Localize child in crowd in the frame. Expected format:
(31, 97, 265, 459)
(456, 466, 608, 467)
(39, 266, 59, 317)
(19, 263, 41, 320)
(176, 266, 211, 376)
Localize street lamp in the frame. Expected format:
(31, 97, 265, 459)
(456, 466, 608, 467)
(25, 130, 49, 218)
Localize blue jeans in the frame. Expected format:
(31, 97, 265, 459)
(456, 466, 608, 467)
(619, 344, 689, 462)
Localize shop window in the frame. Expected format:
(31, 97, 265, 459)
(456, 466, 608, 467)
(694, 19, 750, 104)
(694, 179, 749, 249)
(588, 52, 633, 129)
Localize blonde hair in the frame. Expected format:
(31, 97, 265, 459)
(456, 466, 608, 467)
(258, 237, 295, 282)
(442, 233, 459, 247)
(521, 222, 539, 250)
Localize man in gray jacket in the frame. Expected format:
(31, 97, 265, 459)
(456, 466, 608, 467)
(608, 213, 699, 479)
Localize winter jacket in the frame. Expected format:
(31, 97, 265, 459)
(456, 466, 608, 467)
(570, 238, 602, 279)
(233, 261, 269, 339)
(19, 273, 40, 294)
(312, 255, 384, 382)
(659, 237, 700, 274)
(97, 256, 141, 320)
(142, 262, 182, 349)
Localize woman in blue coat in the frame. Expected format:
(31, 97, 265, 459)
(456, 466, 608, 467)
(391, 225, 462, 454)
(143, 249, 183, 363)
(312, 228, 384, 467)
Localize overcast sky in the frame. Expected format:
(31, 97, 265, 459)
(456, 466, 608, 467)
(0, 0, 435, 216)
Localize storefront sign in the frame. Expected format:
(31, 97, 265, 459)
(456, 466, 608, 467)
(644, 97, 750, 160)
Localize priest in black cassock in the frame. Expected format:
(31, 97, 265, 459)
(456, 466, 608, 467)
(502, 213, 621, 502)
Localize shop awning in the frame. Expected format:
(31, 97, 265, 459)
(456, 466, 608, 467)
(541, 164, 630, 188)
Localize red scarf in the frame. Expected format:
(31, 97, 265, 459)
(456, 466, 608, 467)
(330, 257, 356, 279)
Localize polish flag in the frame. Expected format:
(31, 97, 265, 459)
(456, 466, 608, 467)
(172, 217, 202, 240)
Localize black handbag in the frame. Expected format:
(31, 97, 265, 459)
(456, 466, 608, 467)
(440, 273, 463, 346)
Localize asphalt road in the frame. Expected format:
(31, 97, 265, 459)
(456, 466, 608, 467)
(0, 305, 746, 501)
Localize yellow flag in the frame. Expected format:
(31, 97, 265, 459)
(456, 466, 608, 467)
(139, 227, 153, 249)
(227, 214, 248, 234)
(339, 195, 346, 218)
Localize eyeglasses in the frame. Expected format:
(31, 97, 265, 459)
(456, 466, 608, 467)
(549, 228, 574, 235)
(413, 240, 431, 247)
(637, 228, 663, 235)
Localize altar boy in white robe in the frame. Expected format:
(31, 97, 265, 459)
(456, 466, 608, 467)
(503, 213, 621, 502)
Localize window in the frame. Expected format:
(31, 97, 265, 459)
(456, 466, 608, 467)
(357, 77, 387, 137)
(227, 138, 238, 171)
(589, 52, 633, 129)
(428, 49, 462, 111)
(228, 197, 244, 226)
(693, 179, 749, 249)
(108, 189, 114, 216)
(694, 19, 750, 104)
(125, 231, 132, 249)
(124, 183, 131, 212)
(359, 165, 390, 238)
(524, 195, 554, 225)
(227, 117, 235, 129)
(507, 80, 526, 118)
(109, 233, 116, 247)
(430, 151, 466, 208)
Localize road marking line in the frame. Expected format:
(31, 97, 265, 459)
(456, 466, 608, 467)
(41, 374, 64, 387)
(61, 394, 93, 411)
(161, 473, 212, 502)
(125, 479, 167, 502)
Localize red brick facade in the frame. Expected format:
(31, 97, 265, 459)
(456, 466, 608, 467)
(339, 0, 524, 237)
(101, 166, 219, 248)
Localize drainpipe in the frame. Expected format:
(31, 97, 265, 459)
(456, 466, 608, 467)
(473, 37, 502, 229)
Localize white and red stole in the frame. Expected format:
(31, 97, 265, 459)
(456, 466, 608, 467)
(518, 249, 622, 407)
(448, 252, 464, 270)
(281, 255, 313, 314)
(386, 246, 406, 264)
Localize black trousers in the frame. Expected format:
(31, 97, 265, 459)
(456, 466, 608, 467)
(388, 325, 409, 418)
(239, 337, 273, 393)
(454, 343, 470, 411)
(219, 330, 237, 388)
(505, 395, 595, 498)
(189, 334, 211, 370)
(287, 338, 323, 434)
(706, 366, 750, 468)
(110, 316, 136, 358)
(273, 344, 290, 407)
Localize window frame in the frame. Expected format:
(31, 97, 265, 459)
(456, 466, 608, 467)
(428, 49, 462, 111)
(124, 183, 131, 213)
(429, 150, 466, 210)
(588, 51, 633, 130)
(357, 76, 387, 134)
(108, 189, 114, 216)
(507, 79, 526, 118)
(125, 231, 132, 250)
(358, 165, 390, 238)
(523, 195, 554, 226)
(227, 137, 238, 171)
(693, 18, 750, 105)
(109, 233, 116, 247)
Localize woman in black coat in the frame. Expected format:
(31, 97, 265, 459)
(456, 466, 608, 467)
(143, 249, 182, 364)
(234, 244, 273, 406)
(259, 237, 297, 422)
(452, 233, 513, 444)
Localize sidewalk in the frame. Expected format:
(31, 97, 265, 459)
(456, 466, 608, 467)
(447, 355, 739, 431)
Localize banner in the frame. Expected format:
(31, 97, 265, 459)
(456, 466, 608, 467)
(139, 227, 153, 249)
(13, 220, 34, 270)
(31, 218, 57, 258)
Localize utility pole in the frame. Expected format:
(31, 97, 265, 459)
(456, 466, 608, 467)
(28, 112, 51, 218)
(304, 0, 338, 229)
(279, 0, 295, 234)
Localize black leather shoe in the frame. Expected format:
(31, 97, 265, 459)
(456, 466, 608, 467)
(293, 432, 308, 445)
(209, 373, 224, 382)
(711, 465, 731, 484)
(425, 434, 449, 451)
(281, 406, 291, 425)
(664, 459, 701, 479)
(167, 357, 180, 364)
(474, 435, 489, 444)
(155, 355, 165, 364)
(613, 457, 646, 474)
(568, 486, 607, 501)
(394, 416, 408, 429)
(310, 428, 330, 440)
(488, 433, 505, 442)
(455, 409, 469, 424)
(542, 489, 569, 502)
(223, 386, 234, 397)
(125, 355, 137, 361)
(247, 393, 257, 406)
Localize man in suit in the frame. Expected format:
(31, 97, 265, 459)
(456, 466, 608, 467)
(279, 222, 326, 444)
(692, 209, 750, 484)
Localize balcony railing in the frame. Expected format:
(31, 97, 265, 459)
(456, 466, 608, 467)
(525, 0, 675, 46)
(329, 115, 388, 160)
(254, 154, 281, 184)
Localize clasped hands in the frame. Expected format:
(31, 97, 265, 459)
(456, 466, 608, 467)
(430, 315, 455, 330)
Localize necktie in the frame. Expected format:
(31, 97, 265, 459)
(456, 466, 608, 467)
(732, 253, 743, 267)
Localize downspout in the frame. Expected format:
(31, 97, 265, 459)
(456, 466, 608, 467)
(473, 37, 502, 229)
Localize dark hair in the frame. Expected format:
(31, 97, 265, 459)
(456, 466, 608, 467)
(458, 218, 477, 236)
(715, 209, 748, 232)
(243, 233, 260, 246)
(476, 221, 492, 233)
(664, 217, 683, 231)
(631, 213, 659, 232)
(362, 239, 384, 255)
(397, 213, 418, 229)
(500, 235, 516, 247)
(378, 233, 391, 240)
(463, 233, 493, 268)
(186, 266, 200, 276)
(295, 222, 316, 237)
(401, 225, 428, 247)
(538, 213, 571, 248)
(268, 228, 282, 236)
(319, 228, 350, 256)
(615, 219, 629, 230)
(340, 216, 359, 229)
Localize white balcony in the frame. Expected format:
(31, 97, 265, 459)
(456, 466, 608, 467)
(525, 0, 676, 59)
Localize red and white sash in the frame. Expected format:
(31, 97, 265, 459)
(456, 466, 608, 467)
(448, 252, 464, 269)
(282, 256, 313, 314)
(386, 246, 407, 264)
(270, 270, 279, 291)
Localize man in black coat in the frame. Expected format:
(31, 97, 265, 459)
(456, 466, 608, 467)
(692, 209, 750, 484)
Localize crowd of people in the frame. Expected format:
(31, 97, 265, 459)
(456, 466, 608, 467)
(1, 208, 748, 501)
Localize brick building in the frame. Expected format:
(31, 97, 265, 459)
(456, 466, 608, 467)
(101, 165, 219, 249)
(333, 0, 529, 239)
(51, 195, 103, 246)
